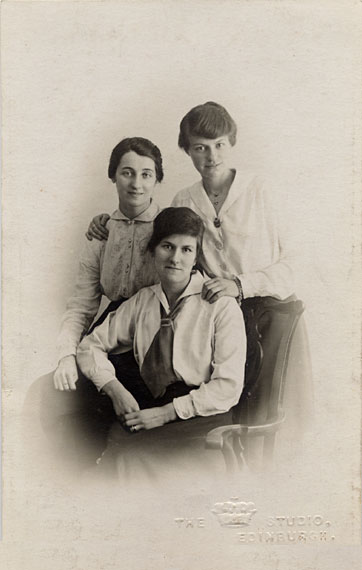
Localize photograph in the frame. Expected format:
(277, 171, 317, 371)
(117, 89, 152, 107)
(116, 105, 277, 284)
(1, 1, 361, 568)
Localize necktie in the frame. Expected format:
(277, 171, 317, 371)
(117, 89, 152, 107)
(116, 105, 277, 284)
(140, 296, 188, 398)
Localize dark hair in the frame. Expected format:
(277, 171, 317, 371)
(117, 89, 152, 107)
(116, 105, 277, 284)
(148, 207, 204, 261)
(108, 137, 164, 182)
(178, 101, 237, 152)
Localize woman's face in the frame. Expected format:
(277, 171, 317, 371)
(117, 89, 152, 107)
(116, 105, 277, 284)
(153, 234, 197, 292)
(187, 135, 232, 180)
(113, 151, 157, 216)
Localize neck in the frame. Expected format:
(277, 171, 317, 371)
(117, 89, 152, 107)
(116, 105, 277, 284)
(162, 277, 191, 309)
(119, 200, 151, 220)
(202, 168, 235, 195)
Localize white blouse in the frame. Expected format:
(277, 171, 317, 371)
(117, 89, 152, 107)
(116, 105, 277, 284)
(76, 272, 246, 420)
(56, 201, 160, 362)
(171, 172, 295, 300)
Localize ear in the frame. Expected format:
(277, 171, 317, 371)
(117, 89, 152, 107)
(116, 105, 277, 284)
(111, 177, 116, 183)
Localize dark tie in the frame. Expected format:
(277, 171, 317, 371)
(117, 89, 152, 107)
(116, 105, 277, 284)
(140, 297, 188, 398)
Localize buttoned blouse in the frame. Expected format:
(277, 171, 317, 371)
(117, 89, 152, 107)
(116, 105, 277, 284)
(57, 201, 160, 361)
(76, 272, 246, 420)
(171, 172, 295, 300)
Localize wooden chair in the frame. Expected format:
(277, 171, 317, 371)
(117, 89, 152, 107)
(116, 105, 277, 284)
(205, 296, 305, 472)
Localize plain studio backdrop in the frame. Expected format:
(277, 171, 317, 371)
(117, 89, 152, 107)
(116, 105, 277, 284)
(1, 0, 361, 565)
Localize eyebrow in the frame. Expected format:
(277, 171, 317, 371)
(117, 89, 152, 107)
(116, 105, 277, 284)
(162, 240, 195, 247)
(191, 137, 227, 146)
(120, 166, 155, 172)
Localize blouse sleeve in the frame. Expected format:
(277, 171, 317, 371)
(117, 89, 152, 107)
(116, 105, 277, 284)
(56, 239, 104, 362)
(172, 298, 246, 419)
(238, 185, 296, 300)
(76, 297, 137, 391)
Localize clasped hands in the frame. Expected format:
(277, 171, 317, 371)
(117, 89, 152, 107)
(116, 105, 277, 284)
(103, 379, 177, 432)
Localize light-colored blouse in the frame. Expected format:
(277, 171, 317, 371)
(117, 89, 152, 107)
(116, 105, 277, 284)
(76, 271, 246, 420)
(171, 172, 295, 300)
(57, 201, 160, 362)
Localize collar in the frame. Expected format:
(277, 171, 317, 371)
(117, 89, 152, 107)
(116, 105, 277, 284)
(110, 199, 160, 222)
(151, 271, 205, 312)
(188, 170, 257, 219)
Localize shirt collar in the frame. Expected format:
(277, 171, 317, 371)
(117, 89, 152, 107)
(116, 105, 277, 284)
(110, 199, 160, 222)
(151, 271, 205, 311)
(188, 170, 256, 218)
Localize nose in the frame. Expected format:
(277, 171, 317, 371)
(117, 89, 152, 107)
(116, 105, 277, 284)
(206, 146, 217, 163)
(132, 174, 142, 189)
(169, 248, 181, 264)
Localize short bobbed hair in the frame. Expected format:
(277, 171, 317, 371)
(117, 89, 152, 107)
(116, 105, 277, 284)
(178, 101, 237, 152)
(108, 137, 164, 182)
(148, 207, 204, 261)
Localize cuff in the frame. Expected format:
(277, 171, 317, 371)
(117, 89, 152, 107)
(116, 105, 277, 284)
(232, 275, 244, 304)
(57, 341, 78, 362)
(172, 394, 197, 420)
(83, 370, 117, 392)
(236, 273, 254, 299)
(57, 347, 77, 365)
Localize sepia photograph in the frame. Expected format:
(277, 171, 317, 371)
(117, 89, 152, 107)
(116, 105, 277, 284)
(1, 1, 361, 568)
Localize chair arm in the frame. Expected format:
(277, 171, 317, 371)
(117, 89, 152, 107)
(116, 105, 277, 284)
(205, 413, 286, 450)
(205, 425, 246, 450)
(239, 413, 286, 437)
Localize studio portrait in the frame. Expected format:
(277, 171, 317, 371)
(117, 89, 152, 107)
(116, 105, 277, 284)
(1, 1, 361, 569)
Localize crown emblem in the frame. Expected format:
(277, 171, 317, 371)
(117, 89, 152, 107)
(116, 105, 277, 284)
(211, 498, 257, 527)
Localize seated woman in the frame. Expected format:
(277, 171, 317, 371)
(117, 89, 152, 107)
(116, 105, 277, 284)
(24, 137, 164, 469)
(54, 136, 163, 392)
(76, 207, 246, 482)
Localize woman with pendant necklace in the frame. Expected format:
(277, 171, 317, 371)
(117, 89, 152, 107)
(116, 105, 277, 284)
(171, 101, 293, 305)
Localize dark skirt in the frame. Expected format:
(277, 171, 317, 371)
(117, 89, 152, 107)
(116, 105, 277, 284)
(25, 294, 313, 477)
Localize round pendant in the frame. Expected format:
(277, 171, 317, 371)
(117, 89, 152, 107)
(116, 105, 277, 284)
(214, 217, 221, 228)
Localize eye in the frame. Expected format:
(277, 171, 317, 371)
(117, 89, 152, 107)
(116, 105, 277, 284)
(194, 145, 205, 152)
(121, 170, 132, 177)
(216, 142, 225, 149)
(183, 247, 193, 253)
(162, 243, 172, 250)
(142, 172, 153, 179)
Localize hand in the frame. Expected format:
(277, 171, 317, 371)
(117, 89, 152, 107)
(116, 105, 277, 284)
(124, 403, 177, 431)
(102, 379, 140, 418)
(53, 355, 78, 391)
(85, 213, 110, 241)
(201, 277, 239, 304)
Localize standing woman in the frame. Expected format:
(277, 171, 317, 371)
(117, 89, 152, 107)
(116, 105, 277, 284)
(172, 101, 294, 303)
(171, 102, 312, 432)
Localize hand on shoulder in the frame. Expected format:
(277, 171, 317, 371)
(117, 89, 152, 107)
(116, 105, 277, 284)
(85, 213, 110, 241)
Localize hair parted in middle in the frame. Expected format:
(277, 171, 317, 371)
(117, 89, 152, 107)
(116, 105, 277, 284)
(108, 137, 164, 182)
(178, 101, 237, 152)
